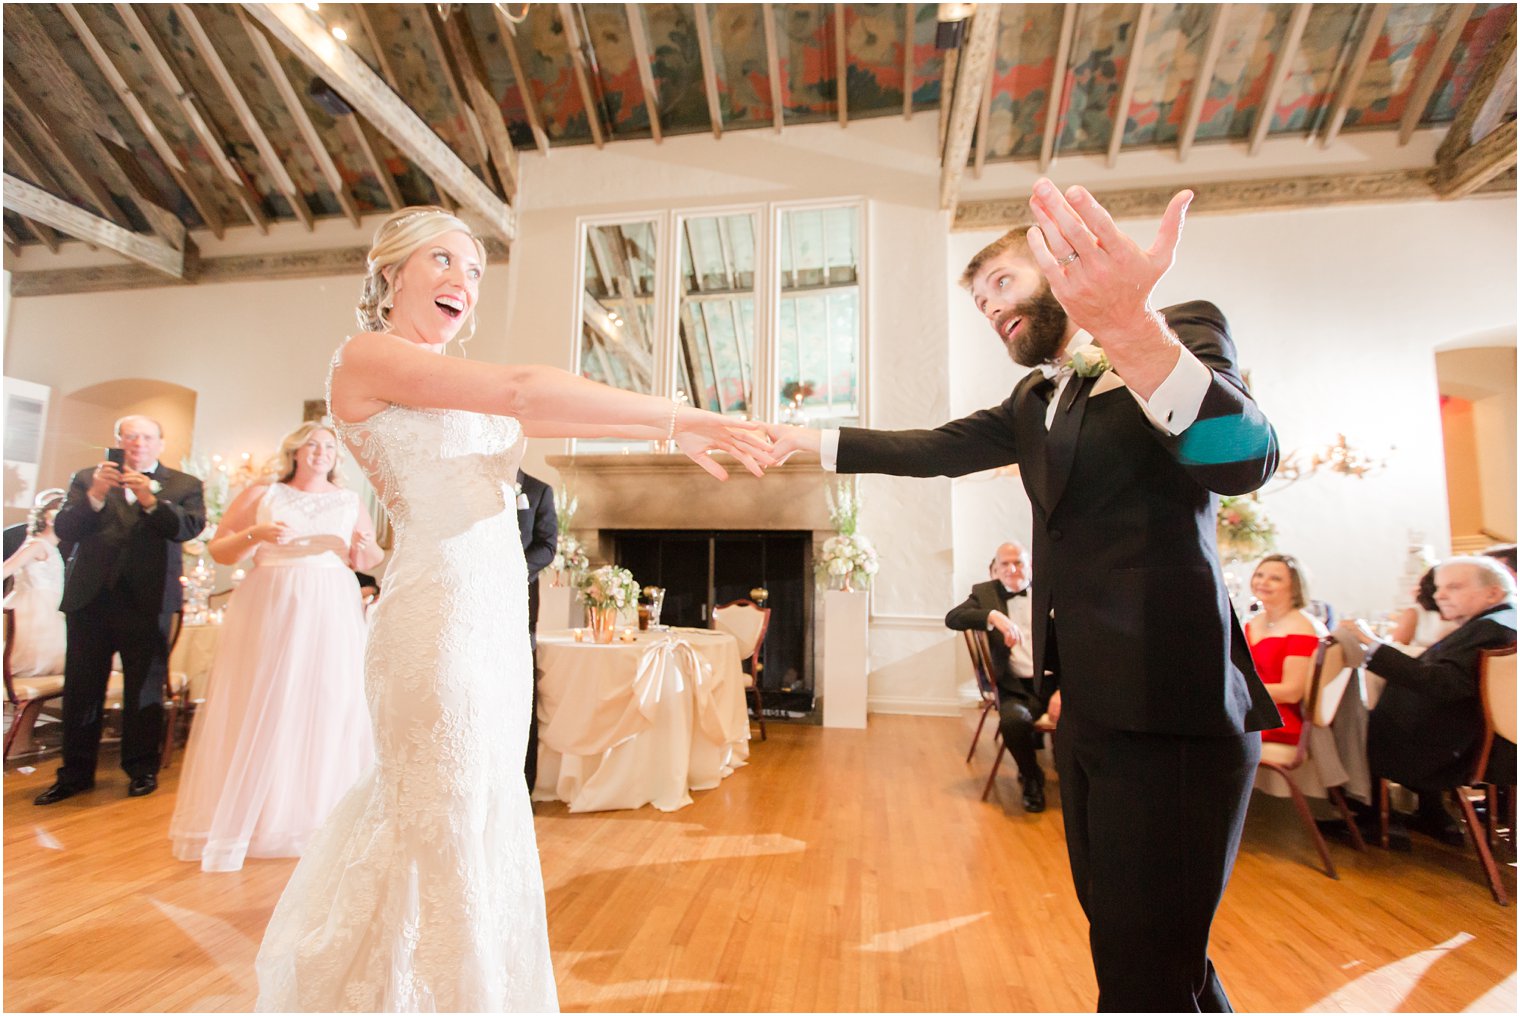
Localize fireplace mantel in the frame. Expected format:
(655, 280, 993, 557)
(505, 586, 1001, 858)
(546, 452, 834, 532)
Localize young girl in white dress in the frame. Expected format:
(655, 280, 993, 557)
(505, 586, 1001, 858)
(3, 490, 68, 753)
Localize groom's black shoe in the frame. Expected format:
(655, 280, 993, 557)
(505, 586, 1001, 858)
(34, 782, 92, 806)
(127, 774, 158, 798)
(1022, 772, 1046, 813)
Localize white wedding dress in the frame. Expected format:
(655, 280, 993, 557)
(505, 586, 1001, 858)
(255, 347, 558, 1012)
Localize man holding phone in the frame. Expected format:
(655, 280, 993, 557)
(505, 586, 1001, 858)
(35, 416, 205, 805)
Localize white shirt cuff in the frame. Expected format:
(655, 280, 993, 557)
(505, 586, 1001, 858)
(1133, 345, 1210, 435)
(819, 429, 841, 472)
(88, 493, 106, 512)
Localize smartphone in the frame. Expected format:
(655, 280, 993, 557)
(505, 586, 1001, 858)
(105, 448, 125, 467)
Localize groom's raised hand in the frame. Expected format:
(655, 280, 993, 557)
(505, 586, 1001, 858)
(762, 423, 822, 466)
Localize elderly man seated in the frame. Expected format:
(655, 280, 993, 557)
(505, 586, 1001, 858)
(1340, 556, 1517, 845)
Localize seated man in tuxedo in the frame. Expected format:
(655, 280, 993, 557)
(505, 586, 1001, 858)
(517, 469, 557, 790)
(37, 416, 205, 804)
(1340, 556, 1517, 843)
(946, 541, 1048, 811)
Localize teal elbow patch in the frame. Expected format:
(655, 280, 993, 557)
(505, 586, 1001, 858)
(1178, 416, 1274, 466)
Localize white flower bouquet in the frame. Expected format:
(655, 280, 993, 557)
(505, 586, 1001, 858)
(576, 564, 639, 611)
(552, 534, 590, 575)
(816, 479, 878, 591)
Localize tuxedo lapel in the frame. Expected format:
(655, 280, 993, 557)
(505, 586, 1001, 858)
(1015, 380, 1052, 513)
(1044, 374, 1096, 512)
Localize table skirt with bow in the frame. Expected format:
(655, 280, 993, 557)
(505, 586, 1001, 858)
(532, 628, 751, 812)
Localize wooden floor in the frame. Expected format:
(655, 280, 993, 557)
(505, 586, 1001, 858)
(4, 714, 1515, 1012)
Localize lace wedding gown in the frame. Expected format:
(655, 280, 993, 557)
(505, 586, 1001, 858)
(255, 348, 558, 1012)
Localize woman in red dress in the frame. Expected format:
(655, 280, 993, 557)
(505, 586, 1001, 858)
(1246, 554, 1326, 744)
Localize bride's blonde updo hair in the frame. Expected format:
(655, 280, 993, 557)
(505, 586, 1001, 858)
(356, 206, 488, 345)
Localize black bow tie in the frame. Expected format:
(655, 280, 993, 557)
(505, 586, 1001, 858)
(1003, 587, 1028, 599)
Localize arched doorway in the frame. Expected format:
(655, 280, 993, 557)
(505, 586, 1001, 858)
(1435, 335, 1516, 550)
(45, 379, 198, 487)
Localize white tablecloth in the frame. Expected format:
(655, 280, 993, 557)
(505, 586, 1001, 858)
(173, 622, 221, 702)
(532, 627, 751, 812)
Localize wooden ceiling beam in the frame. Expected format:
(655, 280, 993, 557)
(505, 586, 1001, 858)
(835, 3, 849, 126)
(242, 2, 514, 239)
(1436, 117, 1517, 198)
(419, 6, 497, 181)
(1398, 4, 1475, 146)
(1436, 8, 1517, 163)
(495, 6, 551, 155)
(1178, 5, 1228, 161)
(58, 4, 226, 239)
(973, 50, 994, 178)
(3, 173, 185, 277)
(342, 115, 405, 212)
(1249, 3, 1312, 156)
(1107, 3, 1154, 168)
(903, 4, 916, 119)
(0, 158, 63, 254)
(693, 3, 724, 139)
(1321, 4, 1391, 147)
(559, 3, 607, 148)
(626, 3, 665, 142)
(351, 5, 402, 89)
(3, 223, 23, 257)
(114, 3, 269, 233)
(1, 68, 130, 230)
(1040, 5, 1077, 172)
(762, 2, 784, 133)
(175, 4, 314, 230)
(238, 10, 360, 227)
(939, 4, 1000, 212)
(436, 8, 521, 197)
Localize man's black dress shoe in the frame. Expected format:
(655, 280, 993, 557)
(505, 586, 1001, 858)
(1022, 775, 1046, 813)
(1409, 812, 1467, 847)
(34, 782, 91, 806)
(127, 774, 158, 798)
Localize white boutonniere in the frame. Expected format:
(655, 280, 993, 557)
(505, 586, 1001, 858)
(1070, 347, 1111, 378)
(514, 483, 530, 510)
(148, 479, 163, 494)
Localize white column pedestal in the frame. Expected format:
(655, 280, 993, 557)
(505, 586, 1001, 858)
(821, 589, 869, 729)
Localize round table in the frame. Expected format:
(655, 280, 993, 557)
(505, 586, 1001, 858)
(532, 626, 751, 812)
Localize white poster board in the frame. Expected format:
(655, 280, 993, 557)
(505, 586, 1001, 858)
(3, 377, 51, 509)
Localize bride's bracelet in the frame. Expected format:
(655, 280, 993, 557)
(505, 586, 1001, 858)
(665, 399, 678, 442)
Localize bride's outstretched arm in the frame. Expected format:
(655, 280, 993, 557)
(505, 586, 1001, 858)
(336, 333, 774, 479)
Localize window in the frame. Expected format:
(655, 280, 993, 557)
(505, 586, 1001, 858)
(573, 200, 864, 450)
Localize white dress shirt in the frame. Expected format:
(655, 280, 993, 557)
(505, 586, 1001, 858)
(817, 333, 1212, 468)
(998, 584, 1035, 679)
(89, 460, 160, 513)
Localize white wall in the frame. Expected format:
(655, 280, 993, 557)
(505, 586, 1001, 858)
(948, 196, 1518, 625)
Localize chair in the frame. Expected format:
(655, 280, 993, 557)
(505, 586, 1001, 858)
(3, 608, 66, 761)
(961, 629, 999, 763)
(1255, 638, 1366, 879)
(1449, 645, 1517, 905)
(103, 611, 189, 769)
(712, 599, 770, 741)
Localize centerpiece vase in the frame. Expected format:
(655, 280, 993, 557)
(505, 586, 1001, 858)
(585, 605, 619, 644)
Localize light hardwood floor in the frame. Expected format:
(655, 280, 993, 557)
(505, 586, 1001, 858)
(4, 714, 1515, 1012)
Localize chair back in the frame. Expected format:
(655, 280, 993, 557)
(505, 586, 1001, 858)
(1471, 645, 1518, 783)
(2, 608, 17, 706)
(712, 600, 770, 665)
(961, 629, 998, 704)
(1306, 639, 1351, 729)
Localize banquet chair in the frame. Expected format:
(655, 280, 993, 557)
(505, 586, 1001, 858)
(104, 611, 189, 769)
(712, 599, 770, 741)
(1255, 638, 1366, 879)
(962, 629, 1000, 763)
(1449, 645, 1517, 905)
(3, 608, 66, 761)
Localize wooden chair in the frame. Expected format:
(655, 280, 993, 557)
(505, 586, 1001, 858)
(961, 629, 999, 763)
(1450, 645, 1517, 905)
(3, 608, 66, 761)
(1255, 638, 1366, 878)
(103, 611, 189, 769)
(712, 599, 770, 741)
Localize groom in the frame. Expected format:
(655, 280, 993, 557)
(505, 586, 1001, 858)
(770, 180, 1280, 1010)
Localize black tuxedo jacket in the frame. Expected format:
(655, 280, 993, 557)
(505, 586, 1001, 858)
(54, 464, 206, 615)
(946, 579, 1037, 706)
(838, 301, 1281, 736)
(1366, 603, 1517, 790)
(517, 470, 556, 633)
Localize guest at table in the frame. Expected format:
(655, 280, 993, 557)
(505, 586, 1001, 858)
(1340, 556, 1517, 845)
(3, 489, 67, 680)
(169, 422, 380, 871)
(1389, 567, 1456, 650)
(518, 469, 556, 790)
(1245, 554, 1327, 746)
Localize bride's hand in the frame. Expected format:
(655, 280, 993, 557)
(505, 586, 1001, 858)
(673, 407, 775, 480)
(763, 423, 822, 464)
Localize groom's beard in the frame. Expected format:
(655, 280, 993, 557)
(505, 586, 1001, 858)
(1004, 284, 1069, 368)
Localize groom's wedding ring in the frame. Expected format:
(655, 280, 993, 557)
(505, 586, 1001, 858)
(1057, 251, 1080, 266)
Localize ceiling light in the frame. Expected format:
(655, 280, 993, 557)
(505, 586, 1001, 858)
(331, 25, 347, 41)
(304, 1, 320, 10)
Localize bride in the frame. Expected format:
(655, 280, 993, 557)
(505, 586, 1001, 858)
(255, 206, 772, 1012)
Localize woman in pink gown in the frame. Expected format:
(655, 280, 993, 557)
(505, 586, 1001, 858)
(169, 422, 382, 871)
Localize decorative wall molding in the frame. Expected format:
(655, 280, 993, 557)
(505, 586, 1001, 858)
(952, 167, 1518, 232)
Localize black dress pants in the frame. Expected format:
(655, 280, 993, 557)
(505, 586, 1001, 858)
(1054, 708, 1259, 1012)
(58, 591, 171, 787)
(998, 697, 1043, 783)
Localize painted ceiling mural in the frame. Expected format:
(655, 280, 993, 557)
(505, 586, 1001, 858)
(2, 2, 1515, 248)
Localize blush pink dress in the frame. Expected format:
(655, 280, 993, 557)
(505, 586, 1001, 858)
(169, 482, 374, 872)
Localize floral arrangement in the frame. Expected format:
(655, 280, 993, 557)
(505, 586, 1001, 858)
(576, 564, 639, 611)
(1070, 347, 1111, 378)
(1217, 494, 1277, 562)
(551, 485, 590, 578)
(816, 479, 879, 591)
(780, 379, 817, 404)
